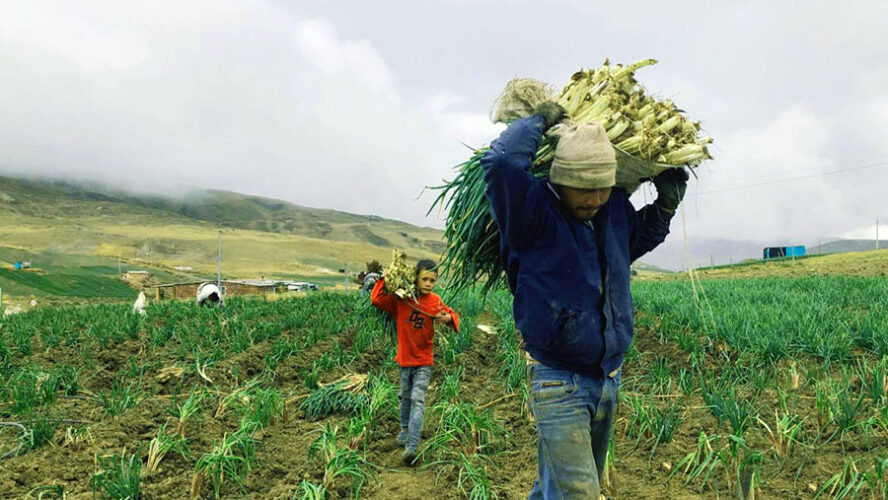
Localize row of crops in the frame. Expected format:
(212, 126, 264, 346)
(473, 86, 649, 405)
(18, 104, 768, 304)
(628, 277, 888, 498)
(0, 276, 886, 498)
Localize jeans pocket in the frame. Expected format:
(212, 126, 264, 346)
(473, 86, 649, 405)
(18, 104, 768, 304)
(530, 365, 577, 403)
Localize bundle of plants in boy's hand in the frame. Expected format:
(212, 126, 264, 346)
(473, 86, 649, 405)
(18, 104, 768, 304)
(383, 249, 415, 299)
(429, 58, 714, 294)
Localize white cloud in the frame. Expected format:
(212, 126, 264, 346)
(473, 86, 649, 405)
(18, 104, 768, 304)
(2, 0, 888, 244)
(424, 92, 505, 149)
(0, 3, 145, 70)
(840, 223, 883, 240)
(0, 4, 477, 226)
(294, 19, 397, 100)
(676, 104, 846, 242)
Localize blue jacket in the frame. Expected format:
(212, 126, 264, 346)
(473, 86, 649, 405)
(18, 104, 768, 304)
(482, 116, 673, 378)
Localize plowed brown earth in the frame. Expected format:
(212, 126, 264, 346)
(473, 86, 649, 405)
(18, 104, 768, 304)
(0, 312, 872, 499)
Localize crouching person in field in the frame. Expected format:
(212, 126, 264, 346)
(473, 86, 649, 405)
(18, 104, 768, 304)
(370, 260, 460, 465)
(197, 283, 224, 308)
(482, 102, 687, 499)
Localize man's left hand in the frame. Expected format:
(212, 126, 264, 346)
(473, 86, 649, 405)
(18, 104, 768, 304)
(653, 167, 689, 213)
(434, 313, 453, 325)
(533, 101, 566, 130)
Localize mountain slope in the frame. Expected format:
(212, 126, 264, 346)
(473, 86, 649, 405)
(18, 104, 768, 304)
(0, 175, 444, 287)
(809, 239, 888, 255)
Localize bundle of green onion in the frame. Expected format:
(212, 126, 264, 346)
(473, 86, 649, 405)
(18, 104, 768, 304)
(383, 249, 415, 299)
(429, 58, 713, 294)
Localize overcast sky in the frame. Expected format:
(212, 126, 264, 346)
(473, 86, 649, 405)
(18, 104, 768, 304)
(2, 1, 888, 259)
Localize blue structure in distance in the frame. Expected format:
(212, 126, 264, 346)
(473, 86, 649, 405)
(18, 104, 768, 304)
(763, 246, 806, 260)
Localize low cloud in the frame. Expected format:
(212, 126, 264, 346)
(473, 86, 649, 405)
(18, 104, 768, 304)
(1, 0, 887, 241)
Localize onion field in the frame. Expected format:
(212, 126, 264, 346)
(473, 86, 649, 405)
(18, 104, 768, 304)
(0, 276, 886, 499)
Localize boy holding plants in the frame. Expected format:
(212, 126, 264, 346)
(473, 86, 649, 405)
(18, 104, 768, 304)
(370, 259, 460, 464)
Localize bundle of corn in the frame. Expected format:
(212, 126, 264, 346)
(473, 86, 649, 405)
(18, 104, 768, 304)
(429, 58, 713, 294)
(383, 249, 415, 299)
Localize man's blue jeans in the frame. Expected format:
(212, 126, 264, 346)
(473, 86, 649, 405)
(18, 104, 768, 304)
(399, 366, 431, 451)
(527, 363, 620, 500)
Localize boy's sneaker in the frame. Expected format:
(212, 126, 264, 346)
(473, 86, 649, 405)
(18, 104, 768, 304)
(396, 431, 407, 445)
(401, 447, 417, 465)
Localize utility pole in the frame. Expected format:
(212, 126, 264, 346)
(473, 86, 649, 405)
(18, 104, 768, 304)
(877, 220, 880, 251)
(216, 230, 222, 288)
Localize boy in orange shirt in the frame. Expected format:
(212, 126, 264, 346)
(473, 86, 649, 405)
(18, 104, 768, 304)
(370, 259, 459, 464)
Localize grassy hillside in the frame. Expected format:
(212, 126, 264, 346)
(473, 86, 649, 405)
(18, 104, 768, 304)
(0, 175, 445, 298)
(631, 261, 672, 276)
(648, 248, 888, 280)
(0, 177, 444, 250)
(810, 238, 888, 255)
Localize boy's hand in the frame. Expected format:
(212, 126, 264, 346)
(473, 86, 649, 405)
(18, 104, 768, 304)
(434, 313, 452, 325)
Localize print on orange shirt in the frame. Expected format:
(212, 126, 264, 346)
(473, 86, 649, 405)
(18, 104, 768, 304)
(370, 278, 460, 367)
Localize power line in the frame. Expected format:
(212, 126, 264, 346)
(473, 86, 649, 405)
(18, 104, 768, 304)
(690, 154, 888, 188)
(687, 159, 888, 197)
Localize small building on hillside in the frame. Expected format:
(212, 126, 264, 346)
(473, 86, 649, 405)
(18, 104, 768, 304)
(125, 270, 151, 280)
(285, 281, 318, 292)
(152, 279, 286, 300)
(763, 246, 806, 260)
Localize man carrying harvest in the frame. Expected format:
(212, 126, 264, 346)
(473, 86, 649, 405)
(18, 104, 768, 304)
(482, 102, 687, 499)
(370, 260, 460, 464)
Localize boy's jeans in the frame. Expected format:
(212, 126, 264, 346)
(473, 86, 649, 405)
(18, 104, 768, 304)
(527, 363, 620, 500)
(399, 366, 431, 451)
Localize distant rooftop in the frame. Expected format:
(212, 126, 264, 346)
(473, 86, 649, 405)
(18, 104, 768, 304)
(152, 279, 285, 288)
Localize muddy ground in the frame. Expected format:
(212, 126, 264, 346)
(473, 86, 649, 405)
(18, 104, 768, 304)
(0, 310, 881, 499)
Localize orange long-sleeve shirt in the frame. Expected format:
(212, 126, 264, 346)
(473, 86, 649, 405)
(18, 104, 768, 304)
(370, 278, 460, 367)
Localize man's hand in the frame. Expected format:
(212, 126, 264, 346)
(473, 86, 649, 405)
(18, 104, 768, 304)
(434, 313, 453, 325)
(653, 167, 689, 213)
(533, 101, 566, 130)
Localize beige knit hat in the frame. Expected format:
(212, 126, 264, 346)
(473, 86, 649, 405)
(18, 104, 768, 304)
(546, 122, 617, 189)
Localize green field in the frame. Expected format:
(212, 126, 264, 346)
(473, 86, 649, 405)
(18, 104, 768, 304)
(0, 269, 134, 299)
(0, 246, 187, 301)
(0, 274, 886, 499)
(633, 276, 888, 360)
